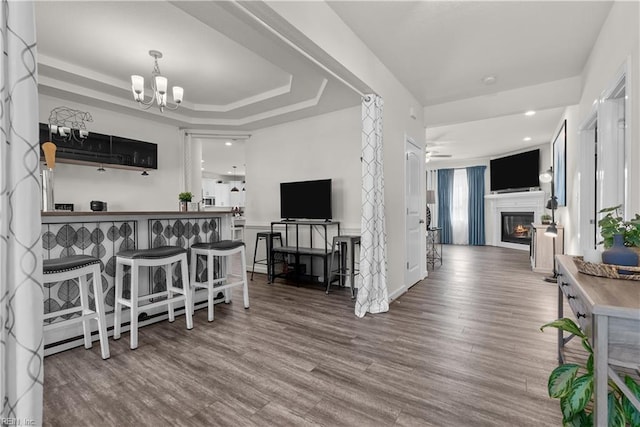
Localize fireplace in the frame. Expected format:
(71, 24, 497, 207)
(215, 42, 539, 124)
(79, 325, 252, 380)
(501, 212, 534, 245)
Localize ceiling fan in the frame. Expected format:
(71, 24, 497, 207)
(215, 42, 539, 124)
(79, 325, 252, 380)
(425, 149, 452, 162)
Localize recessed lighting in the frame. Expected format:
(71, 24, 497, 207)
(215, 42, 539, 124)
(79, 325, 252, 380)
(523, 137, 532, 141)
(482, 75, 496, 85)
(201, 159, 204, 163)
(227, 171, 232, 174)
(225, 141, 232, 146)
(524, 110, 536, 116)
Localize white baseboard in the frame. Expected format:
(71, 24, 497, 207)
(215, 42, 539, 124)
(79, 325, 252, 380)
(388, 285, 408, 302)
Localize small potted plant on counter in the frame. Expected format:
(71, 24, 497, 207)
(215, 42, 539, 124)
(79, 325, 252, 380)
(178, 192, 193, 212)
(541, 213, 552, 224)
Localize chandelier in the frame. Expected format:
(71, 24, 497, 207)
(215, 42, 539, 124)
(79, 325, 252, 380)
(131, 50, 184, 112)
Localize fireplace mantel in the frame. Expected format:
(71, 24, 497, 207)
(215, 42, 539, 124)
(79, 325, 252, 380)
(485, 191, 546, 250)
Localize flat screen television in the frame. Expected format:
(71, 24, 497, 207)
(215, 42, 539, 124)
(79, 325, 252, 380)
(490, 149, 540, 192)
(280, 179, 332, 220)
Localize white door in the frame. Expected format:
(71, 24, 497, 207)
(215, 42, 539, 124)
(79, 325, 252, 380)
(405, 137, 424, 287)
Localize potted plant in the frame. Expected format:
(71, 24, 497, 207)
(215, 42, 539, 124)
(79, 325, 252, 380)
(598, 205, 640, 263)
(541, 213, 552, 225)
(541, 318, 640, 425)
(178, 192, 193, 212)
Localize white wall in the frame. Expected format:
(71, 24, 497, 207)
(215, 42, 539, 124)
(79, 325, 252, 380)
(553, 106, 580, 255)
(574, 1, 639, 250)
(246, 106, 361, 229)
(39, 94, 183, 211)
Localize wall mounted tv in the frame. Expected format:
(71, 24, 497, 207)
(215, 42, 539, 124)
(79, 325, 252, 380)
(280, 179, 332, 220)
(490, 149, 540, 192)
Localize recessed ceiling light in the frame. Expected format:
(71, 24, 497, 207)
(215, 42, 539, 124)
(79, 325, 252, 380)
(524, 110, 536, 116)
(227, 171, 232, 174)
(225, 141, 232, 146)
(482, 75, 496, 85)
(201, 167, 204, 171)
(201, 159, 204, 163)
(523, 137, 532, 141)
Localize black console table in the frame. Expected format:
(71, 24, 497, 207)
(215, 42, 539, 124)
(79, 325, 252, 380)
(426, 227, 442, 269)
(270, 220, 340, 286)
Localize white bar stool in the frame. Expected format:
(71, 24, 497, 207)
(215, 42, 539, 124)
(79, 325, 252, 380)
(231, 216, 245, 242)
(114, 246, 193, 350)
(43, 255, 110, 359)
(190, 240, 249, 321)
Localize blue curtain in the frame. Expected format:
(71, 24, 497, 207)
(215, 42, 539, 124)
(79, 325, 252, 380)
(437, 169, 454, 244)
(467, 166, 486, 245)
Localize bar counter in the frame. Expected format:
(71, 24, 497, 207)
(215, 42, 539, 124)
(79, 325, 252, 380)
(42, 210, 233, 354)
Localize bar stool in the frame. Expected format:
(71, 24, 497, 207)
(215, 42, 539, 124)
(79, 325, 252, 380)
(43, 255, 110, 359)
(326, 235, 361, 298)
(231, 216, 245, 242)
(251, 231, 283, 283)
(113, 246, 193, 350)
(189, 240, 249, 321)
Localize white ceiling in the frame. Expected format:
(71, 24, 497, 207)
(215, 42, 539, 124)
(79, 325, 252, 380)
(35, 1, 360, 132)
(328, 0, 614, 162)
(36, 1, 616, 165)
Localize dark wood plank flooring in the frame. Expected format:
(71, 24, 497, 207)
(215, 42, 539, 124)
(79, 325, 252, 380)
(43, 245, 582, 426)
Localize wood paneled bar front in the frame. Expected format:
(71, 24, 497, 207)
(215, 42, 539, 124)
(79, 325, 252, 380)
(41, 210, 233, 355)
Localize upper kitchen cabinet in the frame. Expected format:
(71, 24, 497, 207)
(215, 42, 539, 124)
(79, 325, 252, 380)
(39, 123, 158, 171)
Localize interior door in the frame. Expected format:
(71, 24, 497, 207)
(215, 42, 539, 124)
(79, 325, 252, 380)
(405, 137, 423, 287)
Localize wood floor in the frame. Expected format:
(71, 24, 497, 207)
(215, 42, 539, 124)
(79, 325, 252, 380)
(43, 245, 581, 426)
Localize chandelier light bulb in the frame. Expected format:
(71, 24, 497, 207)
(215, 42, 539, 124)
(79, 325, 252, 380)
(173, 86, 184, 104)
(131, 75, 144, 94)
(155, 76, 167, 95)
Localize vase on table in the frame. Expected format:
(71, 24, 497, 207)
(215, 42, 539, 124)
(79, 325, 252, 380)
(179, 201, 188, 212)
(602, 233, 638, 273)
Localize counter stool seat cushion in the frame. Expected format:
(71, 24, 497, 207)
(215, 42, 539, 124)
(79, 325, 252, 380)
(117, 246, 187, 259)
(192, 240, 244, 251)
(44, 255, 100, 273)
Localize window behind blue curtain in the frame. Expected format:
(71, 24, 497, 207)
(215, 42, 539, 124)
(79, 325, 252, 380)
(467, 166, 486, 245)
(437, 169, 454, 244)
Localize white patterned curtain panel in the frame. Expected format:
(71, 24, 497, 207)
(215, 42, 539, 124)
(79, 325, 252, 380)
(0, 1, 43, 425)
(356, 94, 389, 318)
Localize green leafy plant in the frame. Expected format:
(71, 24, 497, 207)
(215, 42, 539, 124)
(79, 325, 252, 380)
(598, 205, 640, 248)
(178, 192, 193, 202)
(541, 318, 640, 426)
(541, 214, 552, 224)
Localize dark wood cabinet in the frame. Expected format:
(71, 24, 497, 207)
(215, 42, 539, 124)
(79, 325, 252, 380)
(39, 123, 157, 171)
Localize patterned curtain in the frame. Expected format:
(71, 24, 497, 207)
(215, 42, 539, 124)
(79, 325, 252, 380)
(0, 1, 43, 424)
(467, 166, 486, 245)
(437, 169, 454, 244)
(356, 94, 388, 318)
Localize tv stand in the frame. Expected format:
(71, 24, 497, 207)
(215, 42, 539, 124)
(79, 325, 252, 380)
(270, 220, 340, 286)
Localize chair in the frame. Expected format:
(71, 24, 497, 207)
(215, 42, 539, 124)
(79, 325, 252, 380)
(189, 240, 249, 321)
(113, 246, 193, 350)
(231, 216, 245, 242)
(251, 231, 283, 283)
(43, 255, 110, 359)
(326, 235, 361, 298)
